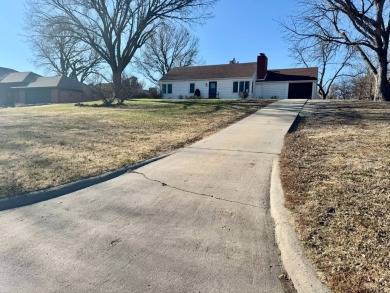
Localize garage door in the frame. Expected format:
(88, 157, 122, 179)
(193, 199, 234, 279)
(288, 83, 313, 99)
(26, 88, 52, 104)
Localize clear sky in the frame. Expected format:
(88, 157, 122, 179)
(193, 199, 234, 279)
(0, 0, 297, 79)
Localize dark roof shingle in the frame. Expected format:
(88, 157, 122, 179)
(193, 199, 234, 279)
(261, 68, 318, 82)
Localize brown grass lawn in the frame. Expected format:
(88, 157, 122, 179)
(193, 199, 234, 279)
(0, 99, 273, 198)
(280, 101, 390, 293)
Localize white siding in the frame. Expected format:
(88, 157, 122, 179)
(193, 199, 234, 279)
(254, 82, 289, 99)
(255, 83, 263, 98)
(160, 77, 256, 99)
(254, 81, 317, 99)
(161, 79, 317, 99)
(311, 82, 317, 99)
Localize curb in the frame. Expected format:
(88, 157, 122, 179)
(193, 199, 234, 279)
(0, 152, 173, 212)
(270, 158, 330, 293)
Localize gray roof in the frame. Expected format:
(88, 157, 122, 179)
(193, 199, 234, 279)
(0, 67, 17, 82)
(0, 72, 41, 84)
(25, 75, 83, 91)
(0, 68, 83, 92)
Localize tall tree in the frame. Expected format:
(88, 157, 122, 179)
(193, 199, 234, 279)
(285, 0, 390, 101)
(136, 24, 201, 84)
(135, 24, 202, 84)
(26, 21, 102, 83)
(287, 36, 355, 99)
(26, 0, 217, 104)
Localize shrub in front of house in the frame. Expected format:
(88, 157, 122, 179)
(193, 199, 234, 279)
(239, 91, 249, 99)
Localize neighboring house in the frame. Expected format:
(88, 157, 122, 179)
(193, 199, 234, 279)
(159, 53, 318, 99)
(0, 67, 17, 105)
(0, 67, 90, 106)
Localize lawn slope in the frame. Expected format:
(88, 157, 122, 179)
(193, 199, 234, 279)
(280, 101, 390, 293)
(0, 99, 272, 198)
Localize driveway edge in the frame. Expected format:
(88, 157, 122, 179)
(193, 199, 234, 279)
(0, 152, 173, 211)
(270, 158, 330, 293)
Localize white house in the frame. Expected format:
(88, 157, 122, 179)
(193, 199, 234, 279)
(159, 53, 318, 99)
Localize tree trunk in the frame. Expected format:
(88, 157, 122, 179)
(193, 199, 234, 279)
(112, 70, 123, 104)
(375, 53, 390, 101)
(318, 86, 327, 100)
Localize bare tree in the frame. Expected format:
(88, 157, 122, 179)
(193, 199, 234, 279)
(120, 75, 145, 99)
(26, 22, 102, 83)
(288, 37, 355, 99)
(229, 58, 239, 64)
(333, 77, 354, 100)
(351, 72, 376, 100)
(135, 24, 202, 84)
(26, 0, 217, 104)
(285, 0, 390, 101)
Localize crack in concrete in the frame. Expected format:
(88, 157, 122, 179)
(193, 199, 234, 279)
(188, 146, 280, 156)
(129, 171, 262, 209)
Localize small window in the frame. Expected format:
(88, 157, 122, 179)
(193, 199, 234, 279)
(233, 82, 238, 93)
(239, 81, 244, 92)
(167, 84, 172, 94)
(189, 83, 195, 94)
(245, 81, 250, 92)
(162, 84, 167, 94)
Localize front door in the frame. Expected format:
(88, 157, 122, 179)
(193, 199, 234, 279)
(208, 82, 217, 98)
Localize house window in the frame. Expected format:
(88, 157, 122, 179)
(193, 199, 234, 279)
(233, 82, 238, 93)
(239, 81, 250, 92)
(189, 83, 195, 94)
(162, 84, 172, 94)
(245, 81, 250, 92)
(234, 81, 250, 93)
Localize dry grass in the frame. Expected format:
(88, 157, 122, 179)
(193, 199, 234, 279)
(280, 101, 390, 293)
(0, 99, 272, 198)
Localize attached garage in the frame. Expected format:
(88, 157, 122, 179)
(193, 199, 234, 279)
(255, 66, 318, 99)
(288, 83, 313, 99)
(25, 88, 52, 104)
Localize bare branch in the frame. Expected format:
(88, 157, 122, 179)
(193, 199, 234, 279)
(135, 23, 202, 84)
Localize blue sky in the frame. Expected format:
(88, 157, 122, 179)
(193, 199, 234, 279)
(0, 0, 297, 79)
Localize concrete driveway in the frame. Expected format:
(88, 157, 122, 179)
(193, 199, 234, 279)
(0, 99, 306, 293)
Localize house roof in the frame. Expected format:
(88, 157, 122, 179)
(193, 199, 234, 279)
(23, 75, 83, 91)
(0, 72, 41, 84)
(160, 62, 257, 81)
(160, 62, 318, 82)
(260, 68, 318, 82)
(0, 67, 17, 82)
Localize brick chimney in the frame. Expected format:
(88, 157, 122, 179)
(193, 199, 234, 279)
(257, 53, 268, 80)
